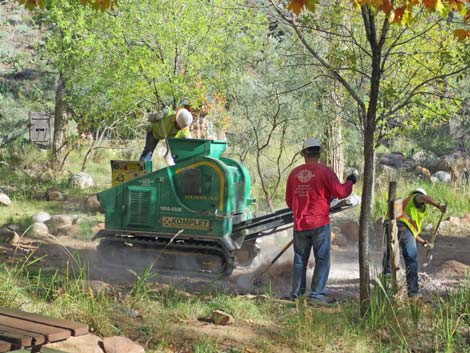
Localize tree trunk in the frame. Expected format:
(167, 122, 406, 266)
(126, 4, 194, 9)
(358, 5, 387, 315)
(359, 125, 374, 312)
(324, 115, 344, 179)
(52, 76, 68, 172)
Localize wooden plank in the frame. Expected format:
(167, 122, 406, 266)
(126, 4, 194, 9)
(0, 340, 11, 353)
(0, 308, 88, 337)
(0, 316, 70, 343)
(0, 324, 46, 346)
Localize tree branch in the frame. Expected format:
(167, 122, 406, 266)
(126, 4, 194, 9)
(270, 0, 366, 118)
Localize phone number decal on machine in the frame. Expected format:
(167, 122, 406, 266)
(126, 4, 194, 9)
(161, 217, 212, 230)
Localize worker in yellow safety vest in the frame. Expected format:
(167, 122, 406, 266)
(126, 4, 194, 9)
(140, 105, 193, 164)
(383, 188, 447, 297)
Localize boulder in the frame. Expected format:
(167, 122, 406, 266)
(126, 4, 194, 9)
(46, 215, 76, 234)
(211, 309, 234, 325)
(432, 171, 452, 183)
(32, 211, 51, 223)
(0, 226, 20, 244)
(27, 222, 49, 238)
(339, 221, 359, 242)
(0, 193, 11, 206)
(379, 152, 406, 168)
(83, 194, 102, 213)
(70, 172, 95, 190)
(56, 224, 82, 237)
(378, 152, 417, 171)
(412, 151, 427, 163)
(46, 187, 66, 201)
(432, 152, 470, 182)
(47, 334, 103, 353)
(99, 336, 145, 353)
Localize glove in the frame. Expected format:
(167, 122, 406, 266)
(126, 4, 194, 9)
(346, 174, 357, 184)
(424, 241, 434, 250)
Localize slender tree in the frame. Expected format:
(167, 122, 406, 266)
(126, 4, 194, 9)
(274, 0, 470, 311)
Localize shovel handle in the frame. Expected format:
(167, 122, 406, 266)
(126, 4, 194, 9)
(252, 239, 294, 284)
(424, 204, 447, 267)
(429, 203, 447, 246)
(270, 239, 294, 265)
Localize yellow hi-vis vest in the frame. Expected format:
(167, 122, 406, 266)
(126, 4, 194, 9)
(397, 194, 427, 238)
(150, 108, 191, 140)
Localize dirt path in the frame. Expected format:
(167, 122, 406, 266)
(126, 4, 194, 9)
(12, 231, 469, 301)
(1, 230, 468, 353)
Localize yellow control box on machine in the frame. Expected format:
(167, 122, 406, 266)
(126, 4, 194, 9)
(111, 160, 152, 187)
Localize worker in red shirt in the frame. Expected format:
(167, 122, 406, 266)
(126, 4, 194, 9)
(286, 137, 356, 305)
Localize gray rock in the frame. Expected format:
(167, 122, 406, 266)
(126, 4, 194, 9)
(27, 222, 49, 238)
(46, 215, 75, 234)
(46, 187, 66, 201)
(100, 336, 145, 353)
(0, 193, 11, 206)
(379, 152, 405, 168)
(432, 171, 452, 183)
(32, 211, 51, 223)
(83, 194, 102, 213)
(69, 172, 95, 190)
(0, 226, 20, 244)
(412, 151, 427, 163)
(379, 152, 416, 171)
(56, 224, 81, 237)
(0, 185, 17, 194)
(432, 152, 470, 182)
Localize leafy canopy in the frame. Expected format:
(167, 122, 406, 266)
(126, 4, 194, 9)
(19, 0, 117, 11)
(288, 0, 470, 39)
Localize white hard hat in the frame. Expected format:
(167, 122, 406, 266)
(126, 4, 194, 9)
(175, 109, 193, 128)
(302, 137, 321, 151)
(412, 188, 427, 196)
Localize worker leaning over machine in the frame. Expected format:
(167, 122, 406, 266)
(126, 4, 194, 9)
(383, 188, 447, 298)
(140, 98, 193, 165)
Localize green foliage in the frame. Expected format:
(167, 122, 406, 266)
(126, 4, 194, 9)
(433, 281, 470, 353)
(36, 0, 266, 140)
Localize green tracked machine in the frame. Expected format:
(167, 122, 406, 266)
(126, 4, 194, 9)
(95, 138, 357, 277)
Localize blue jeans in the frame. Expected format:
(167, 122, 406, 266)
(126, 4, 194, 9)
(290, 225, 331, 300)
(383, 226, 419, 296)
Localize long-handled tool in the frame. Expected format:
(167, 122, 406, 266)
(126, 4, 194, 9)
(423, 204, 447, 268)
(251, 239, 293, 284)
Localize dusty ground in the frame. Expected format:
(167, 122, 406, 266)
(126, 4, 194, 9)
(6, 227, 469, 301)
(1, 225, 469, 353)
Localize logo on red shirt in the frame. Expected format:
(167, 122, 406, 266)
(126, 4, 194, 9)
(296, 169, 315, 183)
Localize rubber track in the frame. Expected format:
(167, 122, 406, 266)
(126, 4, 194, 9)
(97, 233, 236, 278)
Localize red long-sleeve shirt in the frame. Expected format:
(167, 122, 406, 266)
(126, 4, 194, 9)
(286, 162, 353, 231)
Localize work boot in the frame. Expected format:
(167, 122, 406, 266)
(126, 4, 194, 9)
(279, 295, 295, 302)
(308, 296, 337, 307)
